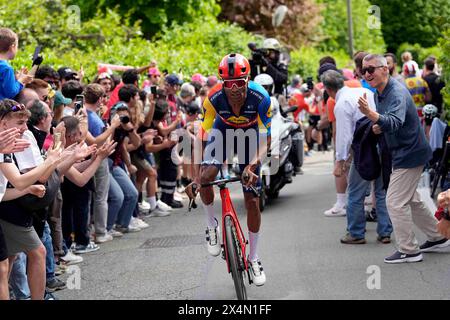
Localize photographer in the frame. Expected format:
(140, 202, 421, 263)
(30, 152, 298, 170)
(249, 38, 288, 95)
(106, 85, 141, 234)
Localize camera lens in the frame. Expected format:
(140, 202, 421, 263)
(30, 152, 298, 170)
(120, 115, 130, 124)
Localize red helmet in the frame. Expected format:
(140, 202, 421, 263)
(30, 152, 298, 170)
(218, 53, 250, 80)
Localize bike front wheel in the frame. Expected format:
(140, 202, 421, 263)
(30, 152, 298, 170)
(225, 216, 247, 300)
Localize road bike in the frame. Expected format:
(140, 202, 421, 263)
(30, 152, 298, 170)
(187, 175, 258, 300)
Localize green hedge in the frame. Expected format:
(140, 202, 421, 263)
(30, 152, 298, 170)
(6, 0, 257, 82)
(439, 29, 450, 115)
(289, 47, 353, 80)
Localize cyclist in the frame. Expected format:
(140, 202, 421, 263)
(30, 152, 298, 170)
(194, 53, 272, 286)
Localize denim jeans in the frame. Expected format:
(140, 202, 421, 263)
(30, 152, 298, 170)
(9, 253, 30, 300)
(91, 158, 110, 235)
(346, 163, 393, 239)
(107, 159, 138, 230)
(41, 222, 55, 281)
(61, 179, 91, 247)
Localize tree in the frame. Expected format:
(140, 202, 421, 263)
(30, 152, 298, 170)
(218, 0, 323, 49)
(71, 0, 221, 38)
(316, 0, 386, 55)
(439, 28, 450, 114)
(3, 0, 256, 81)
(371, 0, 450, 53)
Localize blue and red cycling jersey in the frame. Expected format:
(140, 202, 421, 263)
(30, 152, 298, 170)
(199, 81, 272, 139)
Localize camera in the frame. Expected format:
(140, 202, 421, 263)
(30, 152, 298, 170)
(73, 94, 84, 115)
(119, 115, 130, 124)
(248, 43, 267, 66)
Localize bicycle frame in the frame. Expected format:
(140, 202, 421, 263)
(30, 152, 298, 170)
(219, 186, 249, 275)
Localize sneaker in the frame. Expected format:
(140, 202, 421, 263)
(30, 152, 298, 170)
(116, 224, 141, 233)
(130, 217, 149, 229)
(324, 205, 346, 217)
(156, 200, 173, 212)
(384, 251, 423, 264)
(73, 242, 100, 254)
(419, 238, 450, 253)
(249, 258, 266, 286)
(148, 206, 171, 217)
(206, 224, 221, 256)
(366, 208, 377, 222)
(44, 291, 57, 300)
(107, 229, 124, 238)
(377, 235, 391, 244)
(46, 278, 66, 292)
(138, 200, 151, 212)
(95, 233, 113, 244)
(60, 251, 83, 265)
(340, 233, 366, 244)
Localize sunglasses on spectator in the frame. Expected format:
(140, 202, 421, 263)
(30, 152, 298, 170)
(0, 103, 26, 120)
(361, 65, 385, 75)
(223, 78, 248, 89)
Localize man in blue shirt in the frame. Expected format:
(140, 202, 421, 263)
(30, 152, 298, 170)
(0, 28, 33, 99)
(84, 84, 121, 242)
(358, 54, 450, 264)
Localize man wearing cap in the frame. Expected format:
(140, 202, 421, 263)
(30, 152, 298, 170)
(250, 38, 288, 95)
(152, 74, 184, 209)
(164, 74, 182, 122)
(57, 67, 80, 86)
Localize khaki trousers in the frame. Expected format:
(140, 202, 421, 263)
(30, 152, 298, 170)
(386, 165, 442, 254)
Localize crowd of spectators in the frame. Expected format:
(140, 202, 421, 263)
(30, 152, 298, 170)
(0, 25, 449, 300)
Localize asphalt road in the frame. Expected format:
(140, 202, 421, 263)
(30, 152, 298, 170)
(57, 150, 450, 300)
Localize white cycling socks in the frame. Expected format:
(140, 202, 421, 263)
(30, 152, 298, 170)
(203, 203, 217, 228)
(248, 231, 260, 262)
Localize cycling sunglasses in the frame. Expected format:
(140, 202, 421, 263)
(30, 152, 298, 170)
(361, 65, 385, 75)
(0, 103, 26, 120)
(223, 78, 248, 89)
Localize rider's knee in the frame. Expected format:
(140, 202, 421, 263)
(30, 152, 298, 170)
(200, 167, 217, 184)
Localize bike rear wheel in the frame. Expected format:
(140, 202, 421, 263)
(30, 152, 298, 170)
(225, 216, 247, 300)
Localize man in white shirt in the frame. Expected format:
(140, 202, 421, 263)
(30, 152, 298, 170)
(321, 70, 393, 244)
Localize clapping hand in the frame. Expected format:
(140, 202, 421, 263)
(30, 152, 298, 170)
(0, 128, 30, 154)
(96, 140, 117, 159)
